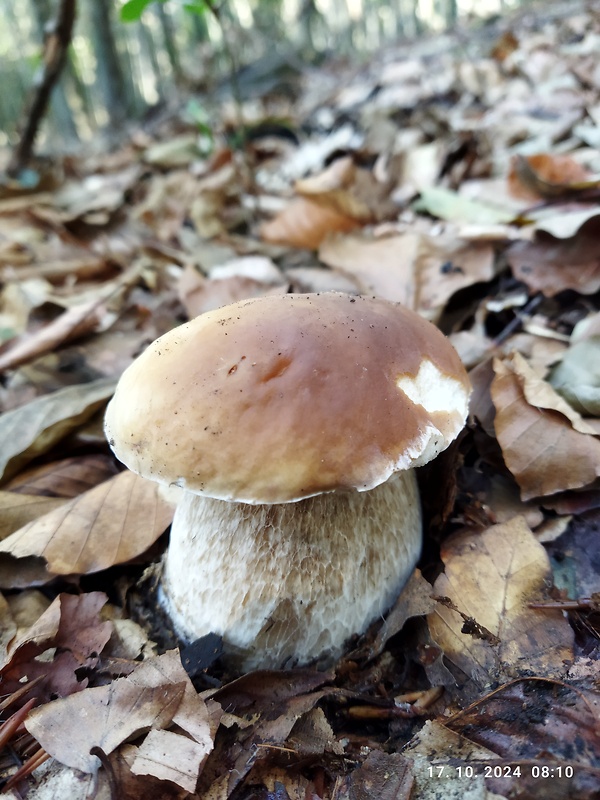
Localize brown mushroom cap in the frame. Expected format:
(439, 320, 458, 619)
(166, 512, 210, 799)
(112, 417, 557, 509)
(105, 292, 470, 503)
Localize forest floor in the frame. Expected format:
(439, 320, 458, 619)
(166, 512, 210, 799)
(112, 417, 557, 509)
(0, 1, 599, 798)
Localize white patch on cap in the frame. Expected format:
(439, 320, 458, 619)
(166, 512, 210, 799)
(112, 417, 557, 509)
(397, 358, 469, 417)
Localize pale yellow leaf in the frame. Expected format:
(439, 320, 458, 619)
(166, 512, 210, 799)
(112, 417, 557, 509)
(428, 518, 574, 689)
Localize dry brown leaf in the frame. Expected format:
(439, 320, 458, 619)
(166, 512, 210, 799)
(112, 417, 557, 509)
(0, 470, 173, 587)
(260, 197, 360, 249)
(334, 751, 414, 800)
(4, 454, 118, 498)
(178, 261, 288, 319)
(507, 153, 591, 201)
(295, 155, 398, 222)
(0, 491, 66, 541)
(506, 215, 600, 296)
(0, 299, 108, 372)
(360, 570, 437, 661)
(491, 353, 600, 499)
(319, 232, 421, 306)
(25, 650, 213, 773)
(404, 720, 499, 799)
(0, 377, 117, 485)
(428, 517, 574, 689)
(1, 593, 112, 701)
(319, 232, 494, 319)
(130, 728, 207, 793)
(28, 682, 186, 773)
(0, 593, 16, 667)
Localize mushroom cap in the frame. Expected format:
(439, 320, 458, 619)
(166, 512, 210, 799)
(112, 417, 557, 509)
(105, 292, 471, 504)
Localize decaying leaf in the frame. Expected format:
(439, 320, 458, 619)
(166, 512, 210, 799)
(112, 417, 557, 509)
(445, 680, 600, 799)
(507, 214, 600, 296)
(0, 378, 117, 485)
(0, 470, 174, 587)
(427, 517, 574, 690)
(130, 728, 208, 793)
(404, 720, 497, 799)
(414, 186, 517, 225)
(1, 592, 112, 701)
(333, 750, 413, 800)
(25, 650, 214, 774)
(491, 353, 600, 499)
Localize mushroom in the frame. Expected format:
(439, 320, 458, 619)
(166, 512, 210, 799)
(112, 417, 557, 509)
(104, 292, 471, 670)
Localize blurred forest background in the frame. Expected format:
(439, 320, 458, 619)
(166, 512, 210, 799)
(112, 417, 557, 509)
(2, 0, 531, 151)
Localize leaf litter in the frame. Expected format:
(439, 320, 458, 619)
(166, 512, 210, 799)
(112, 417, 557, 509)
(0, 3, 599, 797)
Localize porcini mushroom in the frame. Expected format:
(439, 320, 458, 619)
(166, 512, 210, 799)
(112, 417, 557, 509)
(105, 292, 470, 670)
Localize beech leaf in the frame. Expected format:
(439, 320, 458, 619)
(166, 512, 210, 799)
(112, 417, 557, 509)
(0, 378, 117, 485)
(428, 517, 574, 690)
(0, 470, 173, 587)
(491, 353, 600, 499)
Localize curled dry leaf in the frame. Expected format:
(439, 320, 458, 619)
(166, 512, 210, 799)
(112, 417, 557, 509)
(0, 298, 108, 372)
(427, 517, 574, 690)
(506, 214, 600, 296)
(0, 377, 117, 485)
(1, 593, 112, 701)
(0, 470, 174, 588)
(295, 155, 398, 222)
(260, 197, 359, 249)
(507, 153, 591, 201)
(25, 650, 214, 774)
(491, 353, 600, 499)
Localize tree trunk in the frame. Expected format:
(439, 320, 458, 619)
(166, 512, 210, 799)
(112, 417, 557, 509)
(7, 0, 77, 178)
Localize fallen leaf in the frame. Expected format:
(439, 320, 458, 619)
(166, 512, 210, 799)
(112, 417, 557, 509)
(1, 592, 112, 700)
(428, 517, 574, 690)
(549, 338, 600, 416)
(3, 454, 118, 498)
(506, 214, 600, 296)
(414, 186, 516, 225)
(491, 353, 600, 499)
(0, 593, 16, 667)
(445, 680, 600, 799)
(0, 491, 66, 541)
(356, 570, 437, 661)
(0, 470, 174, 587)
(319, 231, 494, 319)
(28, 682, 186, 773)
(0, 377, 117, 485)
(130, 728, 207, 792)
(295, 155, 398, 222)
(25, 650, 213, 773)
(0, 299, 108, 372)
(260, 197, 360, 249)
(507, 153, 591, 201)
(333, 750, 413, 800)
(404, 720, 497, 800)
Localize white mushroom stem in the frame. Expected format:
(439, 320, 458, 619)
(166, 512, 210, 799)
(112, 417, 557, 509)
(160, 472, 422, 671)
